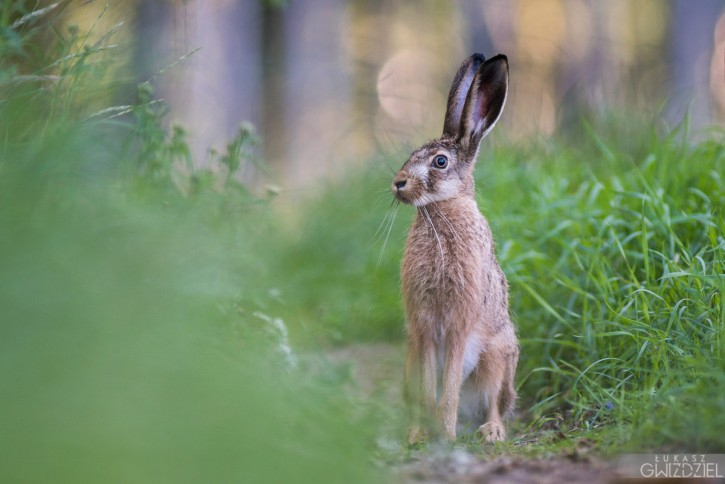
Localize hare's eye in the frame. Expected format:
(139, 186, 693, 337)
(432, 155, 448, 169)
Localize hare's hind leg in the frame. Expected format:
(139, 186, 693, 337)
(499, 346, 519, 418)
(404, 333, 437, 445)
(475, 346, 516, 443)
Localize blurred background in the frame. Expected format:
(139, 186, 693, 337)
(2, 2, 725, 481)
(69, 0, 725, 191)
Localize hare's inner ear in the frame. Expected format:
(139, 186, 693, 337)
(460, 54, 509, 154)
(442, 53, 485, 140)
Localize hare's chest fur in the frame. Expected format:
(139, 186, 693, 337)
(401, 199, 498, 327)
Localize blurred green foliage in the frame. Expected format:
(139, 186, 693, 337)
(0, 4, 381, 482)
(258, 168, 412, 345)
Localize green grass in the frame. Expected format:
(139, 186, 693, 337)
(492, 129, 724, 452)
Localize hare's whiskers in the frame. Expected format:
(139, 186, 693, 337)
(377, 203, 399, 269)
(431, 206, 465, 288)
(372, 204, 394, 245)
(421, 205, 445, 268)
(432, 205, 464, 247)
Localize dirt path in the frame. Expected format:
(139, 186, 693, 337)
(324, 343, 618, 484)
(394, 451, 613, 483)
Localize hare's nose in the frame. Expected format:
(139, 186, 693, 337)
(393, 178, 407, 190)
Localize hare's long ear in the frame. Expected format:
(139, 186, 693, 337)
(442, 53, 485, 140)
(459, 54, 508, 155)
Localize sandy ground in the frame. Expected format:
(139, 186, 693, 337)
(394, 451, 614, 484)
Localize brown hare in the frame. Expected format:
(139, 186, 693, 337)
(392, 53, 518, 444)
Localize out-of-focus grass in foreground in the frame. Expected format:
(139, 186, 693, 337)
(1, 5, 379, 482)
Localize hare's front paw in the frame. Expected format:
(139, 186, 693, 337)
(407, 426, 429, 446)
(477, 422, 505, 443)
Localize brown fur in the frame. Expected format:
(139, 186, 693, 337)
(392, 54, 518, 443)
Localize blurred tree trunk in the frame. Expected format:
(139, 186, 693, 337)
(278, 0, 354, 188)
(461, 0, 497, 57)
(558, 0, 618, 123)
(668, 0, 724, 130)
(134, 2, 172, 82)
(348, 0, 388, 156)
(134, 0, 263, 179)
(261, 4, 288, 174)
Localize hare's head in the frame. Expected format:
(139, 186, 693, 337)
(392, 54, 508, 206)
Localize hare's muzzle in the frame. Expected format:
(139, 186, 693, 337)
(392, 174, 410, 202)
